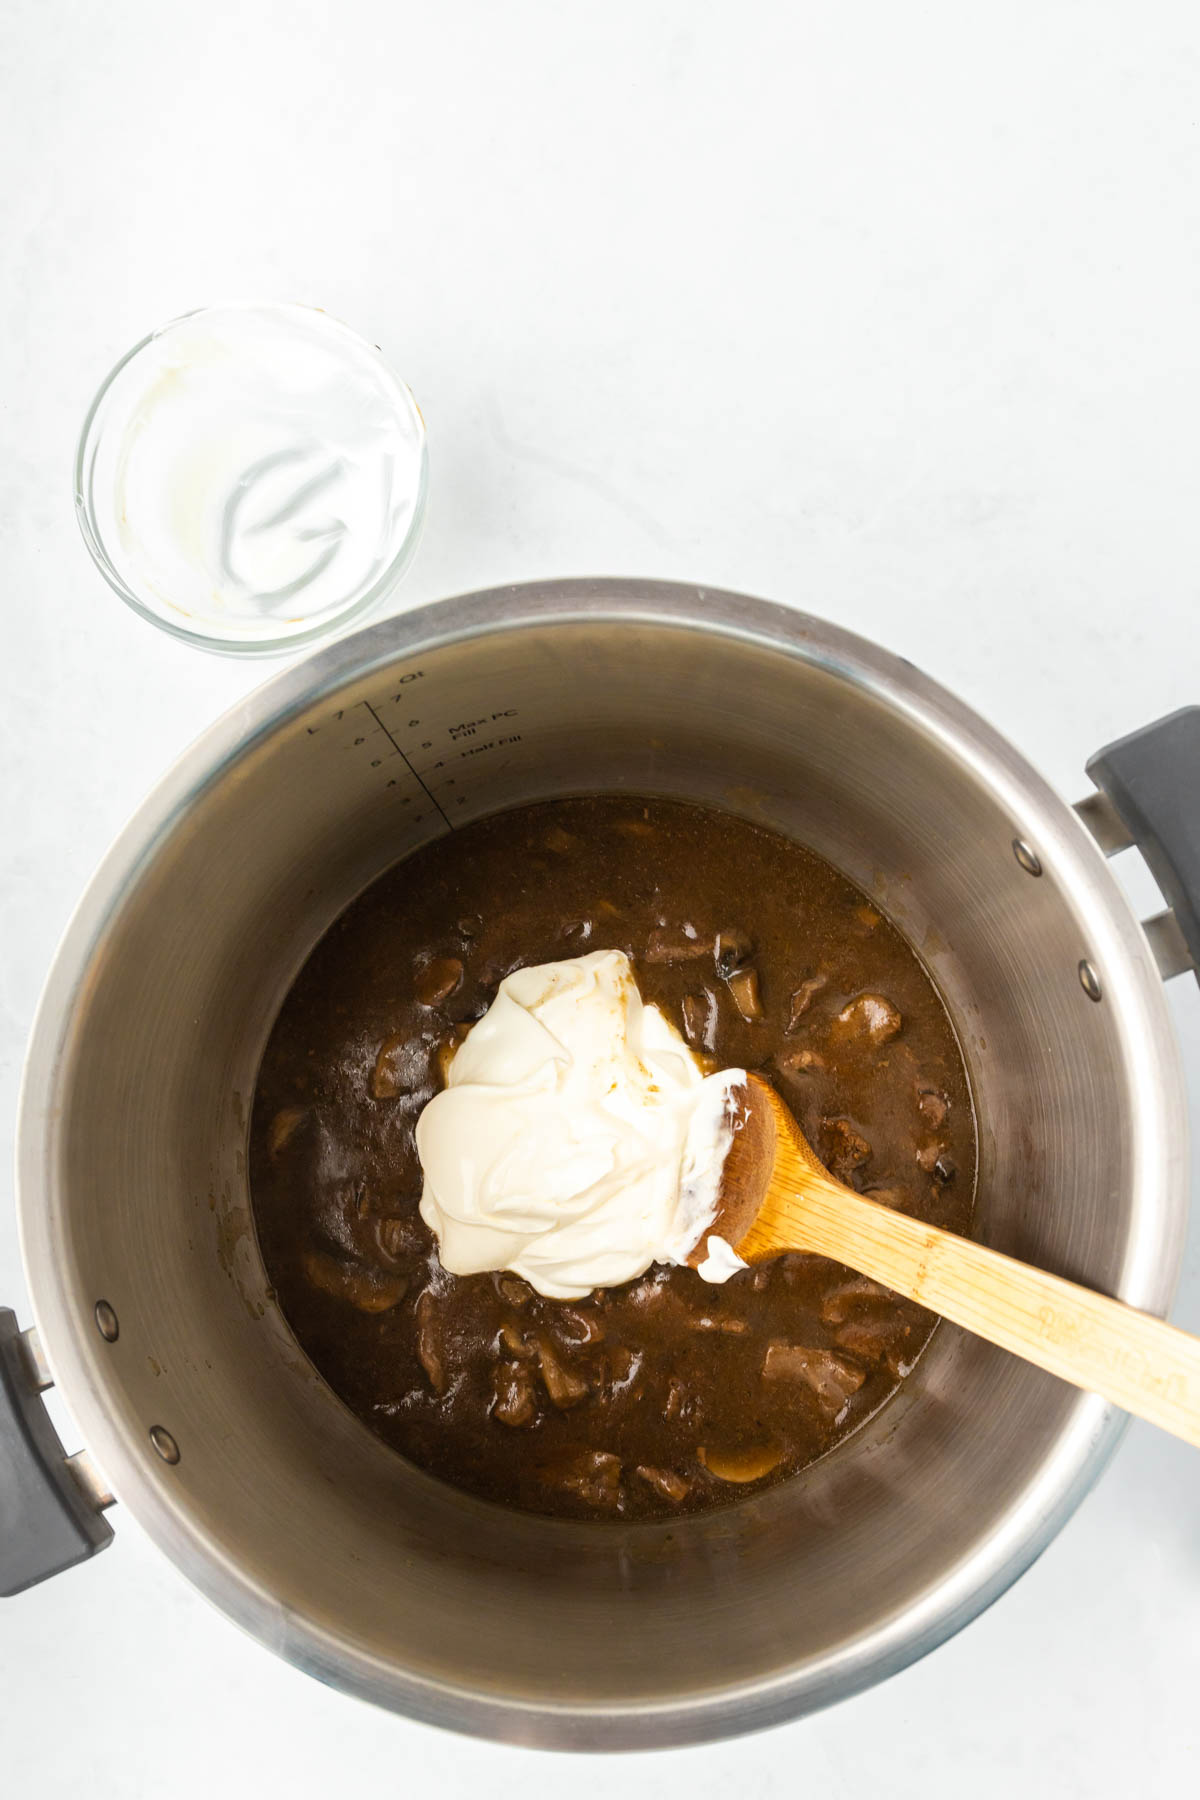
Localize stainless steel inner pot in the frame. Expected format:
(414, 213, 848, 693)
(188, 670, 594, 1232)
(15, 579, 1190, 1748)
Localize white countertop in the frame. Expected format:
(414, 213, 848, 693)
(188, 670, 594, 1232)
(3, 2, 1198, 1789)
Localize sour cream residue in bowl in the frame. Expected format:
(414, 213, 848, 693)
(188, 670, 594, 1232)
(76, 301, 427, 650)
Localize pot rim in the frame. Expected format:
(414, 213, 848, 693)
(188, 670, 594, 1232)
(15, 577, 1189, 1748)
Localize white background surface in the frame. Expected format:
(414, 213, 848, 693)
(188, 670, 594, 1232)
(2, 2, 1199, 1791)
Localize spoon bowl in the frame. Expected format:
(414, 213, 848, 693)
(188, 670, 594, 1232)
(693, 1072, 1200, 1449)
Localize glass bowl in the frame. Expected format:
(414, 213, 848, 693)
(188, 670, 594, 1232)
(74, 301, 428, 656)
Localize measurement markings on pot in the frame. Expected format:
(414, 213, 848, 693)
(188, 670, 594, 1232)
(306, 682, 524, 821)
(361, 701, 454, 829)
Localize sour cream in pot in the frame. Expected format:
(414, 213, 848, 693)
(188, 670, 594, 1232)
(416, 950, 747, 1300)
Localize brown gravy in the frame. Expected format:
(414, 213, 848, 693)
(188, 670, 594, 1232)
(249, 797, 975, 1520)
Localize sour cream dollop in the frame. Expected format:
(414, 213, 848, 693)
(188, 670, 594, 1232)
(416, 950, 747, 1299)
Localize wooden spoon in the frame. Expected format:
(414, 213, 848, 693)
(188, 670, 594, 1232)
(691, 1072, 1200, 1446)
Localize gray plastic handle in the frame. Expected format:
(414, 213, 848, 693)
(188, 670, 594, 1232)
(1087, 706, 1200, 981)
(0, 1308, 114, 1596)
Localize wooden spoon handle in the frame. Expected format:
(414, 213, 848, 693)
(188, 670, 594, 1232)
(760, 1181, 1200, 1445)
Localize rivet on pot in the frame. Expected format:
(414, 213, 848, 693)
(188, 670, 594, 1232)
(1078, 960, 1103, 1002)
(1012, 839, 1042, 877)
(149, 1425, 180, 1465)
(94, 1300, 119, 1343)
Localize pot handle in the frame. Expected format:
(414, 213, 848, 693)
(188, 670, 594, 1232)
(0, 1308, 114, 1596)
(1086, 706, 1200, 983)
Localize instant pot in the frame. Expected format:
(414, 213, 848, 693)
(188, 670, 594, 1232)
(3, 579, 1197, 1748)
